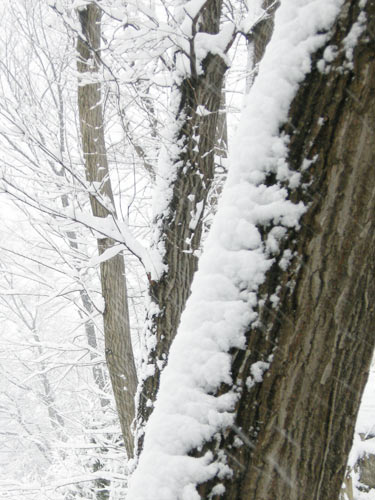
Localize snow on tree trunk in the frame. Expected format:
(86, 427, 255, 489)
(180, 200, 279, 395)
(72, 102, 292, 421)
(135, 0, 232, 450)
(127, 0, 375, 498)
(76, 4, 137, 459)
(343, 366, 375, 498)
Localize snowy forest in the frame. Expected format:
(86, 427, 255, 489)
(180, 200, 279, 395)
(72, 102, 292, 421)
(0, 0, 374, 498)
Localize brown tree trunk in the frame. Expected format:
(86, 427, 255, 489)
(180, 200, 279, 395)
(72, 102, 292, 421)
(252, 1, 279, 66)
(197, 1, 375, 498)
(136, 0, 231, 448)
(246, 0, 279, 90)
(76, 4, 137, 458)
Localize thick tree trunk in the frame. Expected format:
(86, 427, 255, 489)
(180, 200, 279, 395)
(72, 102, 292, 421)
(136, 0, 229, 447)
(197, 1, 375, 498)
(76, 4, 137, 458)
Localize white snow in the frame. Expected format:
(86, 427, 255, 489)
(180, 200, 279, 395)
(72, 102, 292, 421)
(127, 0, 343, 498)
(318, 3, 366, 73)
(348, 367, 375, 468)
(194, 23, 235, 73)
(279, 248, 293, 271)
(343, 10, 367, 65)
(356, 369, 375, 438)
(323, 44, 338, 63)
(301, 154, 319, 176)
(240, 0, 267, 35)
(65, 210, 165, 280)
(209, 483, 226, 497)
(151, 87, 185, 251)
(246, 360, 271, 390)
(196, 105, 211, 117)
(345, 365, 375, 498)
(88, 243, 125, 267)
(189, 200, 204, 231)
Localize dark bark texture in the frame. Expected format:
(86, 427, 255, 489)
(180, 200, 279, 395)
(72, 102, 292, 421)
(197, 1, 375, 498)
(246, 0, 279, 89)
(136, 0, 230, 449)
(76, 4, 137, 458)
(252, 0, 279, 65)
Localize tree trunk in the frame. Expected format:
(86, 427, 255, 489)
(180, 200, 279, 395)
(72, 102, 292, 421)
(252, 1, 279, 67)
(197, 1, 375, 498)
(246, 0, 279, 90)
(76, 3, 137, 458)
(135, 0, 230, 448)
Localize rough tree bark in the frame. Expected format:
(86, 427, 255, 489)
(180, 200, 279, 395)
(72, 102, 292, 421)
(136, 0, 283, 454)
(195, 1, 375, 498)
(251, 0, 279, 67)
(246, 0, 279, 90)
(136, 0, 232, 445)
(76, 3, 137, 458)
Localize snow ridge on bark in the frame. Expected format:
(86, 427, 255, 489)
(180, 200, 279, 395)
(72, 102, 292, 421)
(127, 0, 343, 498)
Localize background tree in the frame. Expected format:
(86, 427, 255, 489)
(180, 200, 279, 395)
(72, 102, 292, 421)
(76, 3, 137, 458)
(0, 2, 133, 496)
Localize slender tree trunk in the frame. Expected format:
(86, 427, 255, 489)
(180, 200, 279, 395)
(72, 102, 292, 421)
(197, 1, 375, 498)
(62, 196, 109, 405)
(76, 3, 137, 458)
(53, 60, 110, 498)
(252, 1, 279, 67)
(53, 71, 109, 405)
